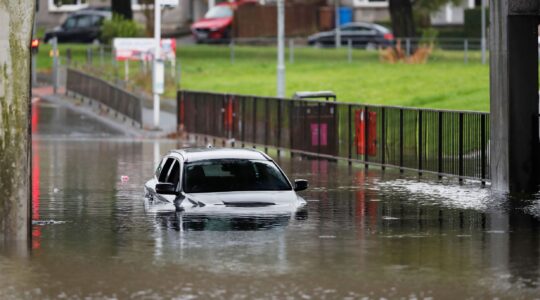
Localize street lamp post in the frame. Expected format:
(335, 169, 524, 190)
(334, 0, 341, 48)
(153, 0, 163, 129)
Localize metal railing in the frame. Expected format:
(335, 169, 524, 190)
(66, 68, 143, 128)
(178, 90, 490, 182)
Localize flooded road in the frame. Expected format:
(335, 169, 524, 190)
(1, 100, 539, 298)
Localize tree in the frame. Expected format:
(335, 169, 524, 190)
(389, 0, 463, 38)
(112, 0, 133, 20)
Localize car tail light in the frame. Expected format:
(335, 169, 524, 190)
(31, 38, 39, 54)
(384, 33, 394, 41)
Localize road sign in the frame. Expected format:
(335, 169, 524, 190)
(113, 38, 176, 61)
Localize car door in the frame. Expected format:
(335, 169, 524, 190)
(74, 14, 94, 43)
(57, 16, 77, 43)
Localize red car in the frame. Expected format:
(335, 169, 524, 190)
(191, 0, 256, 43)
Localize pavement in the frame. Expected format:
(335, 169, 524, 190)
(32, 85, 178, 138)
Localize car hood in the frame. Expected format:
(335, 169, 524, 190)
(180, 191, 306, 215)
(308, 30, 333, 40)
(191, 17, 232, 30)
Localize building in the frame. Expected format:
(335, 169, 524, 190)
(36, 0, 210, 35)
(343, 0, 481, 26)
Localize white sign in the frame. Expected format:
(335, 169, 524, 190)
(113, 38, 176, 62)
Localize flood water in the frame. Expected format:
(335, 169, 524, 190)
(1, 100, 540, 299)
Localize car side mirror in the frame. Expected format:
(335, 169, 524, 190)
(294, 179, 308, 192)
(156, 183, 178, 195)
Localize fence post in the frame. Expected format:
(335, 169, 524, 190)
(438, 111, 443, 178)
(458, 113, 464, 181)
(318, 102, 322, 155)
(405, 38, 411, 57)
(348, 104, 352, 165)
(252, 97, 257, 148)
(66, 48, 72, 66)
(481, 114, 486, 184)
(348, 39, 352, 63)
(290, 100, 294, 157)
(86, 48, 93, 65)
(265, 98, 269, 153)
(381, 107, 386, 170)
(289, 38, 294, 64)
(277, 99, 282, 155)
(52, 37, 58, 94)
(241, 97, 246, 147)
(100, 45, 104, 66)
(399, 108, 404, 172)
(418, 110, 423, 175)
(464, 39, 469, 64)
(364, 106, 369, 167)
(230, 39, 235, 64)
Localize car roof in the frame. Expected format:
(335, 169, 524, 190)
(170, 147, 272, 163)
(341, 22, 390, 32)
(71, 9, 111, 18)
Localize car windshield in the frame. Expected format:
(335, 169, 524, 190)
(204, 6, 233, 19)
(183, 159, 292, 193)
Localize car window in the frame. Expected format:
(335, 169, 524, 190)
(183, 159, 291, 193)
(91, 15, 104, 26)
(166, 161, 181, 185)
(204, 6, 233, 19)
(158, 158, 175, 182)
(63, 17, 77, 29)
(76, 15, 93, 28)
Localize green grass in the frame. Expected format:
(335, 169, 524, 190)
(36, 43, 490, 111)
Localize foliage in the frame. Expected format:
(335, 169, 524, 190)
(101, 15, 143, 44)
(464, 8, 489, 38)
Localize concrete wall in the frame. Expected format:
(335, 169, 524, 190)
(0, 0, 34, 241)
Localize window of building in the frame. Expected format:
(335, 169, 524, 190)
(48, 0, 89, 12)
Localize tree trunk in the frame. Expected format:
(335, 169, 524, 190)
(0, 0, 34, 243)
(388, 0, 416, 38)
(112, 0, 133, 20)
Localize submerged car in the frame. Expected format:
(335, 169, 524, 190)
(307, 22, 394, 49)
(144, 148, 308, 214)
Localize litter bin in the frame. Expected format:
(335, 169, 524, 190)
(339, 7, 353, 26)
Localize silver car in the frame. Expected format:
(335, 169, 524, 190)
(145, 147, 308, 215)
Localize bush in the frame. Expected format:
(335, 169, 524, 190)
(464, 8, 489, 38)
(101, 14, 143, 44)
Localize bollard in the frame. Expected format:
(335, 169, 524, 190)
(464, 39, 468, 64)
(289, 38, 294, 63)
(347, 39, 352, 63)
(230, 39, 235, 64)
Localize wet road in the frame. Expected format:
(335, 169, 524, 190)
(1, 100, 540, 298)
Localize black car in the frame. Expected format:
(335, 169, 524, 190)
(44, 10, 111, 44)
(307, 22, 394, 49)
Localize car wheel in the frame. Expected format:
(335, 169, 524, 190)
(92, 38, 100, 46)
(314, 41, 323, 49)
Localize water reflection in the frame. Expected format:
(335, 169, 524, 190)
(1, 100, 540, 298)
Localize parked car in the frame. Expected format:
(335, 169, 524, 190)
(307, 22, 394, 49)
(190, 0, 256, 43)
(44, 10, 111, 44)
(145, 147, 308, 214)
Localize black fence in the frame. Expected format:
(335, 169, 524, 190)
(178, 90, 490, 182)
(66, 68, 143, 127)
